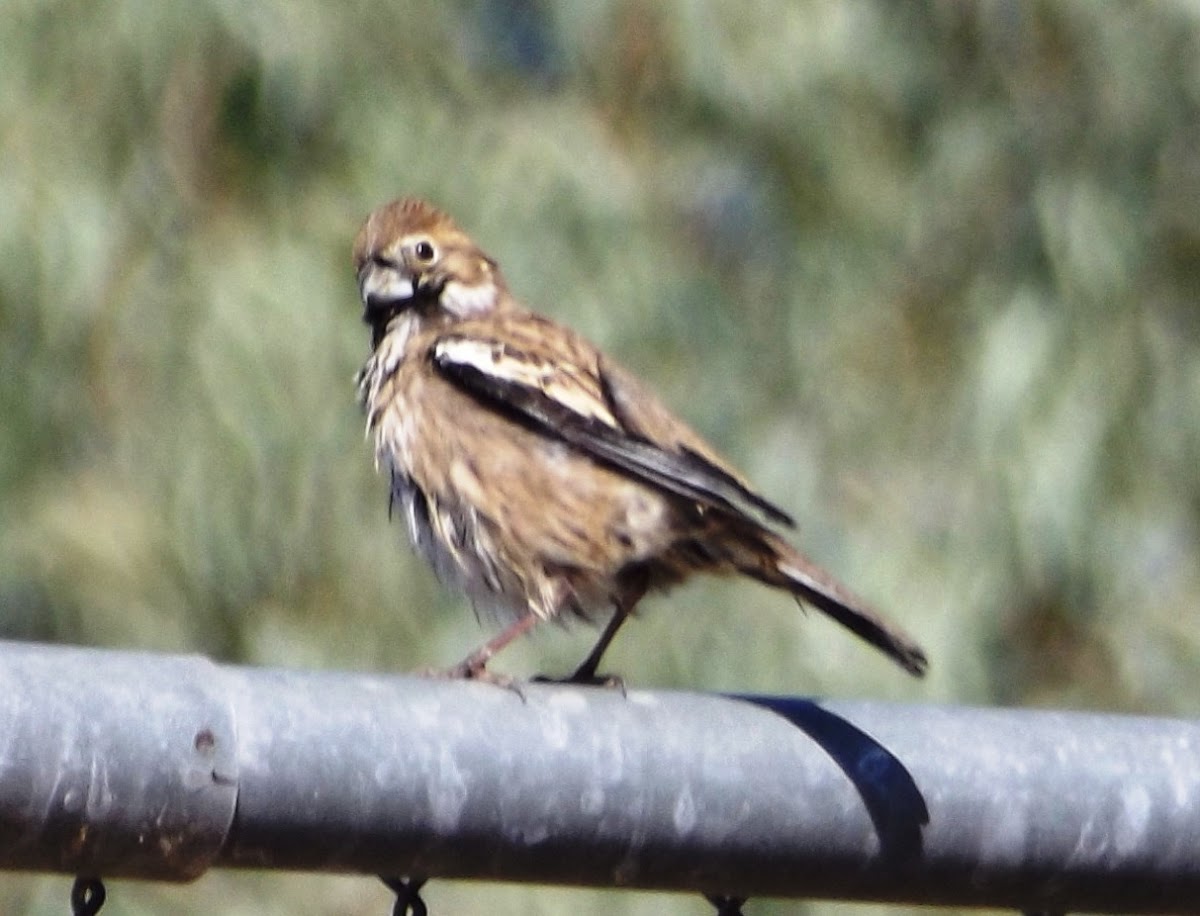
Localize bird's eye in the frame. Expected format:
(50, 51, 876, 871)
(414, 240, 436, 262)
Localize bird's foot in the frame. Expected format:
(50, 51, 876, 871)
(416, 655, 525, 698)
(532, 666, 626, 694)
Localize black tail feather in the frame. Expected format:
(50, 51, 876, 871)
(769, 550, 928, 678)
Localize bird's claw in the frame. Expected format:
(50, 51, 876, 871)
(532, 669, 627, 694)
(415, 660, 526, 699)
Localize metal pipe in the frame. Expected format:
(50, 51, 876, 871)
(0, 640, 1197, 912)
(0, 642, 236, 880)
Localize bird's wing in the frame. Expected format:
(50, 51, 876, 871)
(430, 318, 794, 528)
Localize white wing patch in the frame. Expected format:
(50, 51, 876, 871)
(434, 336, 620, 428)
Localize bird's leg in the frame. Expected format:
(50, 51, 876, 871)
(566, 573, 649, 685)
(567, 605, 630, 684)
(440, 612, 542, 681)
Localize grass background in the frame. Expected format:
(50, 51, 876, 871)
(2, 1, 1199, 913)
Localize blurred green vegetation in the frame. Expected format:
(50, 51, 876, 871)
(2, 1, 1199, 914)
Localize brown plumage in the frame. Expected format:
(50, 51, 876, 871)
(354, 197, 927, 680)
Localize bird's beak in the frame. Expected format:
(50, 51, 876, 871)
(358, 261, 416, 321)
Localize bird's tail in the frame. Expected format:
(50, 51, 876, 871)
(735, 533, 928, 678)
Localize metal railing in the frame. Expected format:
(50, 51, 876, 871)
(1, 640, 1197, 914)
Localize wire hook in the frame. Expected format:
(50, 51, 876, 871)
(70, 877, 106, 915)
(706, 893, 747, 915)
(381, 874, 428, 916)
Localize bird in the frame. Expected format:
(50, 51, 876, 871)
(353, 197, 927, 683)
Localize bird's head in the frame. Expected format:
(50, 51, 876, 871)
(353, 198, 506, 345)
